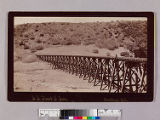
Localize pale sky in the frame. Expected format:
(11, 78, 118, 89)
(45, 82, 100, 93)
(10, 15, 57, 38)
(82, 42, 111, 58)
(14, 17, 147, 25)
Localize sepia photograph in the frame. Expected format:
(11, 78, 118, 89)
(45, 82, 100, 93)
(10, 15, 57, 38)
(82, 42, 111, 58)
(8, 12, 154, 101)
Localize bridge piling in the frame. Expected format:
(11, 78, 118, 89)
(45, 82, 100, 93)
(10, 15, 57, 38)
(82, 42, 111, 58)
(36, 55, 147, 93)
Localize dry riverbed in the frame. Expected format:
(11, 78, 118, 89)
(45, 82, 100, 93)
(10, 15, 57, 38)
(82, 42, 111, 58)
(14, 45, 131, 92)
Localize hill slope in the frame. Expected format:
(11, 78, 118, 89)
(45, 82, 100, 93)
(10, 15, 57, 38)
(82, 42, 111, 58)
(14, 21, 147, 58)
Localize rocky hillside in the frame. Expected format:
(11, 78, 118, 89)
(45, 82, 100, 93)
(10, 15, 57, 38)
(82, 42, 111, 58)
(14, 21, 147, 58)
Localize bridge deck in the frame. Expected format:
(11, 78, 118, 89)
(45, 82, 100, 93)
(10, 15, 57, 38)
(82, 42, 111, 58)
(37, 55, 147, 93)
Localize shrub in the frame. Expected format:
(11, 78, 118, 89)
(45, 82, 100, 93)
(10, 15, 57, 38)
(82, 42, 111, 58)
(35, 44, 44, 50)
(30, 37, 35, 40)
(52, 40, 60, 45)
(96, 38, 118, 50)
(24, 34, 28, 38)
(83, 38, 95, 45)
(36, 25, 39, 28)
(120, 52, 130, 57)
(71, 39, 81, 45)
(119, 42, 124, 47)
(58, 37, 73, 45)
(35, 29, 39, 32)
(92, 49, 99, 54)
(36, 39, 42, 43)
(106, 41, 118, 50)
(30, 47, 37, 53)
(40, 34, 44, 37)
(24, 43, 29, 49)
(70, 28, 74, 31)
(61, 40, 72, 45)
(19, 41, 24, 46)
(42, 23, 46, 26)
(95, 39, 104, 48)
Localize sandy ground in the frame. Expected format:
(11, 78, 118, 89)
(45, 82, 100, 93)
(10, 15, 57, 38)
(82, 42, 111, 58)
(14, 45, 133, 92)
(35, 44, 132, 57)
(14, 61, 110, 92)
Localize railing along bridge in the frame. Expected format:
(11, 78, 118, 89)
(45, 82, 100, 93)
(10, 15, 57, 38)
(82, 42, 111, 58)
(36, 55, 147, 93)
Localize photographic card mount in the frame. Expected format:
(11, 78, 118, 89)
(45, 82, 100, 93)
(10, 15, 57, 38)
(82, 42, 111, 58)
(8, 12, 154, 102)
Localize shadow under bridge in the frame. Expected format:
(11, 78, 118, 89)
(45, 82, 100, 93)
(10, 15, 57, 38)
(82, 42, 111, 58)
(37, 55, 147, 93)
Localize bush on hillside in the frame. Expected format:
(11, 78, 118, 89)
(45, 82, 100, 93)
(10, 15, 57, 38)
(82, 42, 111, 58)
(30, 37, 35, 40)
(36, 39, 42, 43)
(83, 39, 95, 45)
(35, 44, 44, 50)
(71, 40, 81, 45)
(14, 21, 147, 58)
(61, 39, 72, 45)
(123, 37, 135, 51)
(96, 38, 118, 50)
(30, 48, 37, 53)
(24, 43, 30, 49)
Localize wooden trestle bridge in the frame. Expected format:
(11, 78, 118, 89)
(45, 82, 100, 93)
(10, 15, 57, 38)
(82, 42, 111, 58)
(36, 55, 147, 93)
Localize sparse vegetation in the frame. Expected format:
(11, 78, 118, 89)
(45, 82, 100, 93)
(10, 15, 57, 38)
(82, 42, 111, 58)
(35, 44, 44, 50)
(92, 49, 99, 54)
(95, 38, 118, 50)
(14, 21, 147, 58)
(120, 52, 130, 57)
(24, 43, 30, 49)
